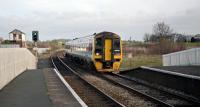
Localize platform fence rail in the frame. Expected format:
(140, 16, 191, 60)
(163, 48, 200, 66)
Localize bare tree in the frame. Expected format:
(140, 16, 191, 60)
(143, 33, 150, 42)
(153, 22, 173, 37)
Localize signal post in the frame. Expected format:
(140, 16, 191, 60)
(32, 31, 39, 57)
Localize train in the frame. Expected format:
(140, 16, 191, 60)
(65, 31, 122, 73)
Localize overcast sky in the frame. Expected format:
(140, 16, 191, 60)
(0, 0, 200, 41)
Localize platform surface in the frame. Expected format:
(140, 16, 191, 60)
(154, 66, 200, 76)
(0, 69, 52, 107)
(0, 58, 82, 107)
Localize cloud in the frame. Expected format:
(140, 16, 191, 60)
(0, 0, 200, 41)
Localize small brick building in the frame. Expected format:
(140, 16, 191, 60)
(9, 29, 26, 47)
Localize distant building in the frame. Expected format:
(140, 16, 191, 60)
(9, 29, 26, 47)
(35, 48, 51, 55)
(191, 34, 200, 42)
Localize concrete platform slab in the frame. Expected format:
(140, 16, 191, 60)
(0, 57, 83, 107)
(0, 69, 52, 107)
(154, 66, 200, 76)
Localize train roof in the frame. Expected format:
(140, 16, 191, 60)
(66, 31, 120, 45)
(95, 31, 120, 38)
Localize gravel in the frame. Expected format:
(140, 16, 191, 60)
(103, 74, 191, 106)
(81, 73, 157, 107)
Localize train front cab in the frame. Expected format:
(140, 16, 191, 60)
(93, 32, 122, 73)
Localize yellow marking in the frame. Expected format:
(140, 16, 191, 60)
(113, 62, 120, 71)
(95, 62, 102, 70)
(114, 55, 121, 59)
(94, 55, 102, 59)
(105, 39, 112, 61)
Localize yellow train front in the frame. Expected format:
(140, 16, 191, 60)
(92, 32, 122, 73)
(65, 31, 122, 73)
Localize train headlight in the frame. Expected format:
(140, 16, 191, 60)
(96, 53, 100, 56)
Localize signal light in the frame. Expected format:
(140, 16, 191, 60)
(32, 31, 39, 42)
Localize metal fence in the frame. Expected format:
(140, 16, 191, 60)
(163, 48, 200, 66)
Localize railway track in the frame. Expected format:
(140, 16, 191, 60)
(60, 54, 200, 107)
(51, 56, 124, 107)
(59, 56, 175, 107)
(101, 73, 200, 107)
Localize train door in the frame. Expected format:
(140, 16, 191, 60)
(104, 39, 112, 61)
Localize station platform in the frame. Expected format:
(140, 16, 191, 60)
(154, 66, 200, 77)
(0, 58, 82, 107)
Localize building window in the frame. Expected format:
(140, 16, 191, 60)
(13, 34, 16, 40)
(19, 34, 22, 39)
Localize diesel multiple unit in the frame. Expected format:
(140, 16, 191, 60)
(65, 31, 122, 73)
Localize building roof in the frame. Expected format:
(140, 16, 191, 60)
(9, 29, 25, 35)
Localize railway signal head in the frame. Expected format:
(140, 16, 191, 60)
(32, 31, 39, 42)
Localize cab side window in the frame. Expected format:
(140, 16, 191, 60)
(113, 38, 120, 54)
(95, 38, 102, 54)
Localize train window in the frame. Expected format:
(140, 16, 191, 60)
(95, 38, 102, 55)
(113, 39, 120, 53)
(88, 43, 92, 51)
(96, 38, 102, 47)
(114, 39, 120, 49)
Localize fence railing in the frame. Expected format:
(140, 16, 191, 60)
(163, 48, 200, 66)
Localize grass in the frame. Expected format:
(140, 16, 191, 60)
(119, 42, 200, 71)
(120, 54, 162, 70)
(185, 42, 200, 49)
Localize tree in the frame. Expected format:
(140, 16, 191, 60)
(143, 33, 151, 42)
(153, 22, 173, 37)
(0, 37, 3, 43)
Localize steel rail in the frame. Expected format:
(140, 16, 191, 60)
(59, 56, 173, 107)
(98, 73, 174, 107)
(52, 56, 125, 107)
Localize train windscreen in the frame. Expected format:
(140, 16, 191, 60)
(95, 38, 102, 55)
(113, 38, 120, 54)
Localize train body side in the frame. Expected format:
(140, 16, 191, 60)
(65, 35, 94, 66)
